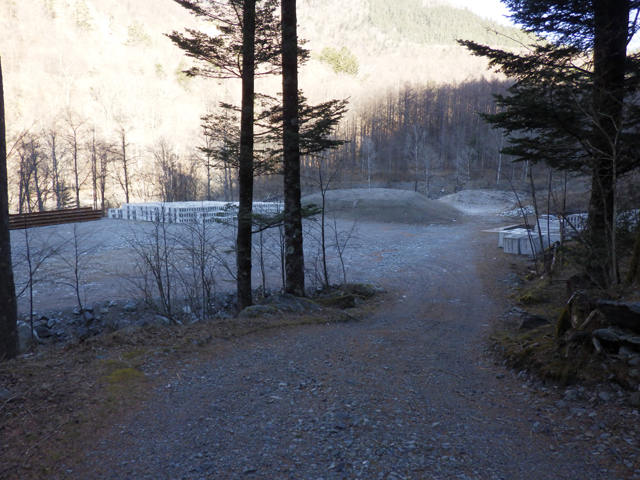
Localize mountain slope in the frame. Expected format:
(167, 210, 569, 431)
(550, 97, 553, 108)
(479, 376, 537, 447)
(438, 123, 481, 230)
(367, 0, 523, 46)
(0, 0, 518, 146)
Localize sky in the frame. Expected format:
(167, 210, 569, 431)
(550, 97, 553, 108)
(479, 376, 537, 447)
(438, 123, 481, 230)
(447, 0, 513, 26)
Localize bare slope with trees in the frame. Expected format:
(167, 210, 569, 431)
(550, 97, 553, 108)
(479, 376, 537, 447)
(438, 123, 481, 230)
(0, 0, 520, 217)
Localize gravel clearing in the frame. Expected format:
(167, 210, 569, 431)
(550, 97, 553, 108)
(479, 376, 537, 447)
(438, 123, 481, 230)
(302, 188, 461, 224)
(438, 189, 526, 215)
(69, 213, 638, 480)
(8, 189, 639, 479)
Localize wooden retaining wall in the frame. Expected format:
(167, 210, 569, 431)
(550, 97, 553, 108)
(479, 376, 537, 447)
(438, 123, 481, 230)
(9, 208, 103, 230)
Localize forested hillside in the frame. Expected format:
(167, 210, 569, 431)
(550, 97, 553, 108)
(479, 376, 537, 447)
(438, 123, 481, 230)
(0, 0, 521, 212)
(367, 0, 523, 46)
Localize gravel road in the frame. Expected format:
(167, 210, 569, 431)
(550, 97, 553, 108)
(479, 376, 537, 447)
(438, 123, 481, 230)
(70, 216, 636, 480)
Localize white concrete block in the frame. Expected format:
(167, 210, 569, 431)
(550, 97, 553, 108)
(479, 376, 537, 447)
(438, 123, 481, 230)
(499, 228, 529, 248)
(503, 235, 522, 254)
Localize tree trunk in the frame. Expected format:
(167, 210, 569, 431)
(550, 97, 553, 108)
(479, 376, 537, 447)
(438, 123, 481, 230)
(120, 131, 130, 204)
(282, 0, 305, 296)
(236, 0, 256, 311)
(90, 130, 98, 209)
(0, 59, 19, 360)
(625, 222, 640, 285)
(72, 130, 81, 208)
(587, 0, 629, 284)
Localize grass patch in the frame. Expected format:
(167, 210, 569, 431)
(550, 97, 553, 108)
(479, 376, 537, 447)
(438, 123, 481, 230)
(122, 348, 148, 360)
(104, 367, 145, 384)
(495, 325, 588, 387)
(518, 288, 547, 305)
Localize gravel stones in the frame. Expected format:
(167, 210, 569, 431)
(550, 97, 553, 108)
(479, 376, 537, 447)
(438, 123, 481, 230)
(438, 189, 523, 215)
(67, 219, 638, 480)
(302, 188, 461, 225)
(123, 302, 138, 313)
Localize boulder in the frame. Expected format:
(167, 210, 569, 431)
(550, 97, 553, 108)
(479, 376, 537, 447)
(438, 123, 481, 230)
(591, 326, 640, 356)
(34, 325, 52, 338)
(238, 305, 282, 319)
(593, 328, 623, 343)
(519, 314, 549, 330)
(341, 283, 384, 298)
(596, 301, 640, 333)
(619, 345, 636, 357)
(76, 326, 91, 341)
(17, 321, 40, 352)
(296, 297, 323, 312)
(123, 301, 138, 313)
(315, 294, 357, 309)
(259, 294, 305, 313)
(258, 294, 321, 313)
(140, 315, 171, 327)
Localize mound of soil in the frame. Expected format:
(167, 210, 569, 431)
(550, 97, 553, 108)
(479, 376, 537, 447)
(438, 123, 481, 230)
(302, 188, 461, 225)
(439, 189, 524, 215)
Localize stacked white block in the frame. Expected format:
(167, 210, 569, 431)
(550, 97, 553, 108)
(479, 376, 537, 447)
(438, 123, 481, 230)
(532, 216, 561, 233)
(502, 233, 524, 255)
(501, 229, 530, 255)
(500, 228, 558, 256)
(108, 201, 283, 224)
(498, 228, 528, 248)
(562, 213, 587, 233)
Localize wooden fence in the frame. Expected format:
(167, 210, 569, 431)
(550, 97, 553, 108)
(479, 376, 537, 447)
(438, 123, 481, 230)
(9, 208, 103, 230)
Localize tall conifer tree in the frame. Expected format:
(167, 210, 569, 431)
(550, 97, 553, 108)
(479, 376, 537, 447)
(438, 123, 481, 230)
(169, 0, 277, 310)
(462, 0, 640, 285)
(0, 58, 19, 360)
(236, 0, 256, 310)
(281, 0, 304, 296)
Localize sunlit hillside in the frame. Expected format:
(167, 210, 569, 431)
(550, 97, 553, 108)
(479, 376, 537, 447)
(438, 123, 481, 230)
(0, 0, 524, 210)
(0, 0, 521, 135)
(1, 0, 207, 145)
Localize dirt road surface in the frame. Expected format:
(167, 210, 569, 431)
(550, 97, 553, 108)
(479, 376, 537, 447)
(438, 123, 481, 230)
(68, 215, 626, 480)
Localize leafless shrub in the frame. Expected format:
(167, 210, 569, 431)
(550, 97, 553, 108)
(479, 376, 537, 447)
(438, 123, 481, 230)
(122, 207, 178, 321)
(12, 226, 64, 339)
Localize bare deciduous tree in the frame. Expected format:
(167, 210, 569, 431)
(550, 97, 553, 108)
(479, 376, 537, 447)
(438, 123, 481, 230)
(57, 223, 99, 313)
(404, 125, 428, 193)
(64, 111, 87, 208)
(360, 136, 376, 188)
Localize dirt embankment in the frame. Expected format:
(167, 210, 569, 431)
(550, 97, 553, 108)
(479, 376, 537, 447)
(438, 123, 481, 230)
(302, 188, 461, 225)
